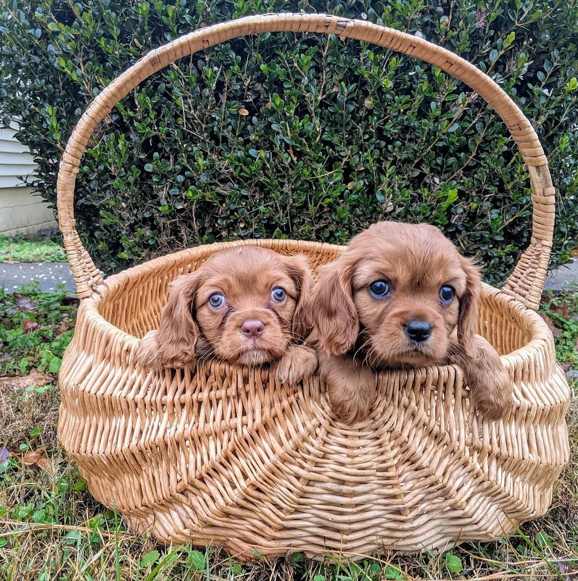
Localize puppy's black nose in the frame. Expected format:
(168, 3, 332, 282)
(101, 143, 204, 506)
(404, 320, 432, 343)
(241, 319, 265, 339)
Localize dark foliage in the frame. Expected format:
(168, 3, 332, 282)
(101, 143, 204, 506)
(1, 0, 577, 284)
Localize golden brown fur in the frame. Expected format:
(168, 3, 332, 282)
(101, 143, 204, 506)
(137, 246, 317, 384)
(308, 222, 512, 423)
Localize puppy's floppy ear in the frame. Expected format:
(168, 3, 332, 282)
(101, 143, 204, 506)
(136, 273, 200, 369)
(309, 257, 359, 357)
(457, 256, 482, 359)
(282, 253, 314, 339)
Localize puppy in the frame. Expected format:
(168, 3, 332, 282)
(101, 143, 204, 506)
(137, 246, 317, 384)
(308, 221, 512, 423)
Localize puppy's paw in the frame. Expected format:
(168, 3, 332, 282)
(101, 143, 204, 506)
(272, 345, 318, 384)
(454, 334, 513, 421)
(329, 390, 374, 424)
(323, 360, 377, 424)
(136, 330, 197, 370)
(471, 366, 513, 421)
(136, 330, 160, 368)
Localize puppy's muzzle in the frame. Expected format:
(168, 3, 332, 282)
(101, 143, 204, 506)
(404, 320, 432, 343)
(241, 319, 265, 339)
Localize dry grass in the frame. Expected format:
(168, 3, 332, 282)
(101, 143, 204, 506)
(1, 378, 575, 581)
(1, 287, 577, 580)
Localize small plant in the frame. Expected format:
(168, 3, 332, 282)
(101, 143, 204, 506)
(0, 282, 77, 376)
(0, 236, 66, 263)
(540, 285, 578, 369)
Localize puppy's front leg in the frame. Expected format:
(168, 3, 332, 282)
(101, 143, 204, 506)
(319, 353, 377, 423)
(454, 335, 513, 420)
(272, 344, 318, 384)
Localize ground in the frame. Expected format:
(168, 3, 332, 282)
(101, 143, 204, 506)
(0, 236, 66, 263)
(0, 238, 576, 580)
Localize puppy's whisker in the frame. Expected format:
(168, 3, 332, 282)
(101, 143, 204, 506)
(362, 348, 374, 368)
(445, 345, 465, 359)
(352, 339, 373, 364)
(366, 345, 383, 369)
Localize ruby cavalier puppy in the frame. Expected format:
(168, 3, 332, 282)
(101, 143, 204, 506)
(137, 246, 317, 384)
(308, 221, 512, 423)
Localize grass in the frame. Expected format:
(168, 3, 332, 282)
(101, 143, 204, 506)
(0, 285, 577, 580)
(0, 283, 77, 376)
(0, 236, 67, 263)
(541, 285, 578, 370)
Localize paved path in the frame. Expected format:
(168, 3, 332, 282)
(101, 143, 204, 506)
(543, 258, 578, 291)
(0, 262, 76, 293)
(0, 258, 576, 295)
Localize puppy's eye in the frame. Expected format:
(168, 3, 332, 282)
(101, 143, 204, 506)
(271, 287, 286, 303)
(368, 280, 390, 298)
(440, 285, 455, 304)
(209, 293, 226, 309)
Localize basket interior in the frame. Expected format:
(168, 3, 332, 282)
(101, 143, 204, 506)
(96, 240, 534, 358)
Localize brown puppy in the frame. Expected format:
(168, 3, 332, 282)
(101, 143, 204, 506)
(309, 222, 512, 423)
(137, 246, 317, 384)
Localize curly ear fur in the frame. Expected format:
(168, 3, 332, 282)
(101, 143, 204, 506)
(282, 254, 315, 340)
(309, 257, 359, 357)
(137, 273, 200, 369)
(457, 256, 482, 359)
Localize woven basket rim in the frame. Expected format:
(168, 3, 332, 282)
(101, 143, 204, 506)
(90, 239, 553, 376)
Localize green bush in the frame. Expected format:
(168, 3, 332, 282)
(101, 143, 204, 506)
(1, 0, 577, 284)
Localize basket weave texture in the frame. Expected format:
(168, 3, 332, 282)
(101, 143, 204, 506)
(57, 14, 570, 558)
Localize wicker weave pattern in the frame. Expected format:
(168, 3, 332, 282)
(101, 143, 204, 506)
(58, 240, 570, 556)
(57, 15, 570, 558)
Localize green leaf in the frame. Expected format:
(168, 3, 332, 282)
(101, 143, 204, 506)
(64, 530, 82, 544)
(288, 552, 304, 566)
(140, 550, 160, 568)
(48, 357, 62, 374)
(536, 531, 552, 548)
(442, 189, 459, 209)
(385, 565, 405, 579)
(447, 123, 460, 133)
(32, 509, 46, 523)
(504, 31, 515, 48)
(144, 163, 153, 172)
(445, 552, 463, 574)
(313, 576, 326, 581)
(187, 549, 206, 570)
(368, 563, 381, 575)
(232, 564, 244, 575)
(566, 77, 578, 91)
(489, 49, 499, 63)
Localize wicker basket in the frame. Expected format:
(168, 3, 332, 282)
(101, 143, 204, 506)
(57, 14, 570, 559)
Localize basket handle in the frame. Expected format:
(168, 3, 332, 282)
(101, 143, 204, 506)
(57, 13, 555, 308)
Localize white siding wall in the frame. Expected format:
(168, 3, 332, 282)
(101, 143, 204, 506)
(0, 123, 57, 236)
(0, 124, 37, 189)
